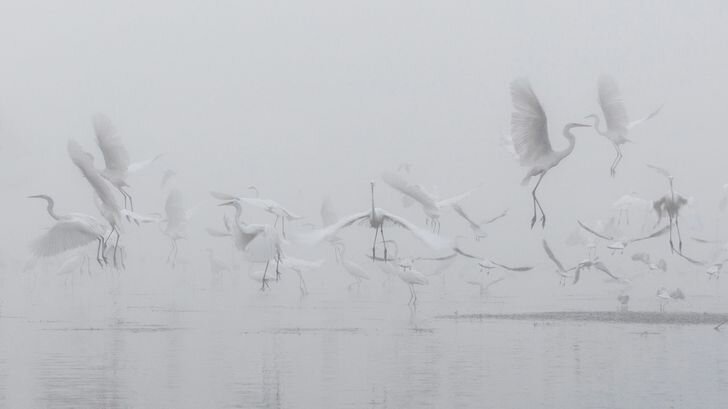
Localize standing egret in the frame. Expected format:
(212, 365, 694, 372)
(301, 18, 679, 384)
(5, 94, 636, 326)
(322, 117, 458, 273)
(279, 256, 324, 295)
(296, 181, 450, 261)
(507, 79, 590, 228)
(218, 200, 284, 290)
(93, 114, 161, 210)
(585, 75, 662, 177)
(333, 242, 370, 291)
(28, 195, 108, 266)
(617, 294, 630, 312)
(612, 192, 652, 226)
(394, 258, 429, 306)
(162, 189, 194, 267)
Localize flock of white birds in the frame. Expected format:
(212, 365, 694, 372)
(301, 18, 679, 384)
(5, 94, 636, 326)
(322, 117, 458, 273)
(23, 76, 727, 309)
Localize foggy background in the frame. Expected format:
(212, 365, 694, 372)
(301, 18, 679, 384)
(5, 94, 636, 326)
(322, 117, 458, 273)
(1, 0, 727, 278)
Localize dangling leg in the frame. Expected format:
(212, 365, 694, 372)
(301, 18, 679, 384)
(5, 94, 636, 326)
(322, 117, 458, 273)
(112, 230, 121, 269)
(275, 254, 280, 281)
(96, 237, 105, 267)
(530, 173, 546, 229)
(675, 215, 683, 252)
(610, 144, 622, 177)
(380, 225, 387, 262)
(282, 217, 286, 239)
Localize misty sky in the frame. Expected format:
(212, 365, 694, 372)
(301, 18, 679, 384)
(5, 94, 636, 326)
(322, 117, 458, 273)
(2, 0, 728, 266)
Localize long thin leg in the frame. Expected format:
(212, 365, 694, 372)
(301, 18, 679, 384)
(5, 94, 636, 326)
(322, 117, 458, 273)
(261, 260, 270, 291)
(282, 218, 286, 239)
(675, 215, 683, 252)
(372, 227, 380, 261)
(668, 215, 675, 253)
(380, 225, 387, 262)
(96, 237, 105, 267)
(275, 255, 280, 281)
(530, 173, 546, 229)
(412, 285, 418, 306)
(112, 230, 120, 269)
(610, 144, 622, 177)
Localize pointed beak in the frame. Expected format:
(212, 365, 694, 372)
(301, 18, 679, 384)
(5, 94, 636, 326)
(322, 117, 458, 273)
(572, 123, 590, 128)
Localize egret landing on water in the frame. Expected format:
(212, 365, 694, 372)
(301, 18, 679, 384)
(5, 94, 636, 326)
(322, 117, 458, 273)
(505, 78, 590, 229)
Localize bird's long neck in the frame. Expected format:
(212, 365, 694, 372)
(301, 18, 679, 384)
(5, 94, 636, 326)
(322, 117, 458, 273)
(560, 128, 577, 159)
(590, 115, 607, 136)
(370, 184, 376, 214)
(42, 196, 61, 220)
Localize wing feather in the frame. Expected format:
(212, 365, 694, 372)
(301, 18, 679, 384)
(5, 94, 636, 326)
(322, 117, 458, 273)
(510, 78, 552, 166)
(598, 75, 629, 132)
(31, 220, 99, 257)
(93, 114, 130, 172)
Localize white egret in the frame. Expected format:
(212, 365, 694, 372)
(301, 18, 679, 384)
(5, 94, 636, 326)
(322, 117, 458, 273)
(211, 188, 302, 238)
(542, 239, 577, 286)
(506, 78, 590, 228)
(218, 199, 284, 289)
(333, 242, 370, 291)
(394, 258, 429, 305)
(453, 246, 533, 275)
(466, 276, 506, 297)
(381, 171, 477, 232)
(577, 220, 669, 254)
(452, 204, 507, 241)
(92, 114, 161, 210)
(617, 294, 630, 312)
(572, 257, 619, 285)
(162, 189, 194, 267)
(68, 139, 127, 267)
(296, 181, 450, 261)
(585, 75, 662, 177)
(648, 164, 691, 253)
(656, 287, 685, 312)
(612, 192, 652, 226)
(279, 256, 324, 295)
(27, 194, 108, 266)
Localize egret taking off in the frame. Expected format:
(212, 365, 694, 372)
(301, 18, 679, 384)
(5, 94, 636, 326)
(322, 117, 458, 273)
(507, 78, 590, 228)
(585, 75, 662, 177)
(296, 181, 450, 261)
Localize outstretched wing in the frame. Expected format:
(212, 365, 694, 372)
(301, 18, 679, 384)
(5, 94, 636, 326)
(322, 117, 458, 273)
(128, 154, 163, 173)
(381, 171, 438, 210)
(510, 78, 552, 166)
(629, 225, 670, 243)
(577, 220, 614, 241)
(481, 209, 508, 225)
(628, 104, 663, 130)
(210, 191, 240, 201)
(597, 75, 629, 133)
(320, 196, 339, 227)
(31, 220, 99, 257)
(436, 188, 477, 208)
(542, 239, 567, 273)
(293, 211, 369, 245)
(93, 113, 130, 173)
(491, 260, 534, 272)
(68, 140, 120, 213)
(594, 261, 619, 281)
(452, 204, 479, 227)
(647, 164, 672, 179)
(380, 210, 452, 250)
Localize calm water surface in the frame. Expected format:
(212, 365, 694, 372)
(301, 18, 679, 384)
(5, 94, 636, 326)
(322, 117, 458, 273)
(1, 265, 727, 408)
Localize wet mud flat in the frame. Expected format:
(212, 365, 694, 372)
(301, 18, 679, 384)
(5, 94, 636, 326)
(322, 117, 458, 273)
(437, 311, 728, 326)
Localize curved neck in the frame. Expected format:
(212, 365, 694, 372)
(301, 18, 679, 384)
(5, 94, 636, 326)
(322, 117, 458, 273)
(560, 127, 577, 158)
(590, 115, 607, 136)
(37, 196, 61, 220)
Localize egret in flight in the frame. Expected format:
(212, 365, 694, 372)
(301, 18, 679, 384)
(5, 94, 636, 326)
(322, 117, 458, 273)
(452, 204, 507, 241)
(296, 181, 450, 261)
(211, 188, 302, 238)
(68, 139, 125, 267)
(506, 78, 590, 228)
(648, 164, 690, 253)
(585, 75, 662, 177)
(28, 195, 108, 266)
(577, 220, 669, 254)
(381, 170, 477, 232)
(93, 114, 161, 210)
